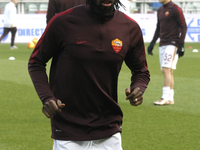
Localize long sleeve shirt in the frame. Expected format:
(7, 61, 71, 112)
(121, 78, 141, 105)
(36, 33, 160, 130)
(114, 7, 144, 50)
(28, 5, 150, 141)
(3, 2, 17, 27)
(46, 0, 85, 23)
(151, 1, 187, 46)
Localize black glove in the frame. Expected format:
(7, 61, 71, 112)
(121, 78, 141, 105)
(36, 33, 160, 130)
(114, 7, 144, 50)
(147, 42, 155, 55)
(177, 44, 184, 58)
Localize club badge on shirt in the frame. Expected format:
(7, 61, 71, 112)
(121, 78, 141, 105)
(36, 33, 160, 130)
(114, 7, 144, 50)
(165, 11, 169, 16)
(111, 38, 123, 53)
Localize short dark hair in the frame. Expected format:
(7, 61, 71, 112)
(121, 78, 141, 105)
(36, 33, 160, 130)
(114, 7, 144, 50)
(86, 0, 125, 10)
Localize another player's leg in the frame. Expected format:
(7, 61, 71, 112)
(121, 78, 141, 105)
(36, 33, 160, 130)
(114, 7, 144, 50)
(168, 69, 175, 104)
(10, 27, 18, 49)
(154, 67, 171, 105)
(154, 45, 177, 105)
(0, 27, 9, 43)
(168, 52, 179, 104)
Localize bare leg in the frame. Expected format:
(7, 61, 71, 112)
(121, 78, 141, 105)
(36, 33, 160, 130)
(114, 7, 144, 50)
(162, 67, 174, 101)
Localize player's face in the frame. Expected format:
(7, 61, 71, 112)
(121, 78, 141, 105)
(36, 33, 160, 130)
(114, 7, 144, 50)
(159, 0, 170, 5)
(94, 0, 115, 7)
(90, 0, 116, 16)
(12, 0, 18, 5)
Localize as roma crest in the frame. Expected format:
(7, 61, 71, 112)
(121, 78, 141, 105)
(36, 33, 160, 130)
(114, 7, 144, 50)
(111, 38, 123, 53)
(165, 11, 169, 16)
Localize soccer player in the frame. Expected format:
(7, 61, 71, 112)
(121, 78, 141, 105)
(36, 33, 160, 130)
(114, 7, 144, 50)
(28, 0, 150, 149)
(147, 0, 187, 105)
(0, 0, 18, 49)
(46, 0, 85, 23)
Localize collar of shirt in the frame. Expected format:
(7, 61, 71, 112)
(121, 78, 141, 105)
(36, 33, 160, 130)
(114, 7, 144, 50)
(85, 4, 115, 22)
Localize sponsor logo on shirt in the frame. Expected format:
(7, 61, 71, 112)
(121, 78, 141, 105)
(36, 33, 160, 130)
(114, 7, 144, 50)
(165, 11, 169, 16)
(111, 38, 123, 53)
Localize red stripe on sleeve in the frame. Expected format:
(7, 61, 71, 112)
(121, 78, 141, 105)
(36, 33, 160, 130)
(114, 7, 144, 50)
(174, 4, 185, 26)
(124, 14, 148, 69)
(124, 14, 137, 23)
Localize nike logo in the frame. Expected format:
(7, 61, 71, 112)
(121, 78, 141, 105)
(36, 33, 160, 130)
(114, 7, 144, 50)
(76, 40, 88, 44)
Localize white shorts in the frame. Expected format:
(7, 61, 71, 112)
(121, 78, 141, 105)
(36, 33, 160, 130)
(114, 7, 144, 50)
(53, 132, 123, 150)
(159, 45, 179, 70)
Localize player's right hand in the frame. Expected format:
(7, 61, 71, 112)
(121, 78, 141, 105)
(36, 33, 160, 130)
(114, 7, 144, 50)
(42, 99, 65, 118)
(147, 42, 155, 55)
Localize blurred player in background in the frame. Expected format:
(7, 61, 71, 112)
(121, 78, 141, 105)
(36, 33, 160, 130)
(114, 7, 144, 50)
(0, 0, 18, 49)
(46, 0, 85, 23)
(147, 0, 187, 105)
(28, 0, 150, 149)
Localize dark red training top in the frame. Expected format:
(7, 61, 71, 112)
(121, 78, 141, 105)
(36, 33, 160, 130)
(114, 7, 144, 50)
(28, 5, 150, 141)
(151, 1, 187, 46)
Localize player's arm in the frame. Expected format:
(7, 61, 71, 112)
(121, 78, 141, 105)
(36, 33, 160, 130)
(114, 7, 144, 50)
(125, 23, 150, 106)
(174, 6, 187, 58)
(147, 13, 160, 55)
(9, 6, 16, 27)
(28, 19, 64, 116)
(174, 6, 187, 45)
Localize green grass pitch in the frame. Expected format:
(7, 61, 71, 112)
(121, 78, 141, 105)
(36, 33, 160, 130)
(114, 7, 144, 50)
(0, 42, 199, 150)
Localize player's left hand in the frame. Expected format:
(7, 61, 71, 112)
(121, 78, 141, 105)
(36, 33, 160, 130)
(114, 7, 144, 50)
(125, 87, 143, 106)
(177, 44, 184, 58)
